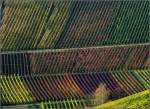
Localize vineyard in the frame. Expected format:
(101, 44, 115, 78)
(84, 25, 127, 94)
(0, 0, 150, 109)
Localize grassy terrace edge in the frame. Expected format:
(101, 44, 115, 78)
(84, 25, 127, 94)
(94, 89, 150, 109)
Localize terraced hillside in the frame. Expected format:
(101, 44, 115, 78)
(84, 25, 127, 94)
(0, 0, 150, 109)
(1, 69, 150, 106)
(1, 44, 149, 75)
(2, 90, 150, 109)
(1, 0, 149, 51)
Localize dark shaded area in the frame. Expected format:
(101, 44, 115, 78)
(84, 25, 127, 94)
(1, 53, 31, 75)
(0, 0, 4, 25)
(72, 72, 119, 96)
(108, 88, 128, 100)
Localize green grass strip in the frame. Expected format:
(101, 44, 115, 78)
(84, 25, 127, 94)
(94, 90, 150, 109)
